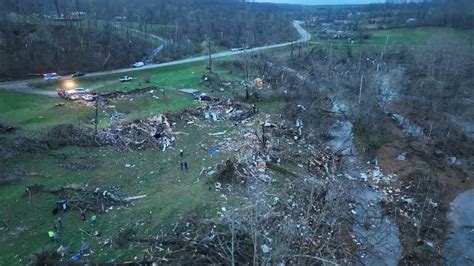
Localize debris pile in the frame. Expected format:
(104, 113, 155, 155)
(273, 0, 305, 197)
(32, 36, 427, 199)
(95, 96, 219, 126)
(181, 98, 258, 123)
(97, 114, 174, 150)
(46, 124, 94, 148)
(0, 136, 48, 160)
(49, 185, 127, 212)
(101, 86, 158, 100)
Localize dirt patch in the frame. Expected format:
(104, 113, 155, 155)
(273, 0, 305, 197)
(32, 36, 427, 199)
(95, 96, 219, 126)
(28, 250, 62, 265)
(23, 184, 45, 197)
(0, 170, 25, 186)
(377, 115, 474, 264)
(0, 136, 49, 160)
(46, 124, 95, 149)
(101, 86, 158, 101)
(0, 123, 16, 134)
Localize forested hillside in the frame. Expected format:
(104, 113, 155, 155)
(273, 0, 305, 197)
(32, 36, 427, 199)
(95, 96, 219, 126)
(0, 18, 150, 80)
(0, 0, 299, 80)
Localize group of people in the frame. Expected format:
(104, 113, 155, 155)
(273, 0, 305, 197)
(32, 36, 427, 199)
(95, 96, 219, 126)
(48, 211, 98, 243)
(48, 149, 191, 245)
(180, 149, 189, 171)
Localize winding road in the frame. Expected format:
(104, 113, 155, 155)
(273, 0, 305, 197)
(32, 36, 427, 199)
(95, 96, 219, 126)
(0, 21, 310, 97)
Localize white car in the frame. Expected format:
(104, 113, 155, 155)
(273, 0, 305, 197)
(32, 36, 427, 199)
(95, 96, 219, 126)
(82, 94, 96, 101)
(119, 76, 134, 82)
(75, 88, 90, 95)
(69, 95, 80, 101)
(132, 62, 145, 67)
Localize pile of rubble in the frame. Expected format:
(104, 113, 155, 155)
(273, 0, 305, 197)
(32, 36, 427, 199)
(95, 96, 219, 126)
(22, 184, 127, 212)
(48, 185, 139, 213)
(97, 114, 174, 150)
(101, 86, 158, 100)
(181, 98, 257, 123)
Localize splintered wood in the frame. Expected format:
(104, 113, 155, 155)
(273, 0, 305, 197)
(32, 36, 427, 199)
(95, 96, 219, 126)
(97, 114, 174, 150)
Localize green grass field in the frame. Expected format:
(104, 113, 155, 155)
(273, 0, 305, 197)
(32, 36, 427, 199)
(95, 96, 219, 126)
(35, 60, 237, 92)
(1, 61, 243, 130)
(0, 120, 231, 264)
(0, 92, 91, 129)
(0, 58, 244, 263)
(309, 26, 474, 51)
(369, 26, 474, 46)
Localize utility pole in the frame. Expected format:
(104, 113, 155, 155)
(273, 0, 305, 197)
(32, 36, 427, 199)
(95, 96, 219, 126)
(206, 36, 213, 73)
(94, 95, 99, 138)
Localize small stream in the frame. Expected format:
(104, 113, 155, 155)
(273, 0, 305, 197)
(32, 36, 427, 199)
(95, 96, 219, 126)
(328, 114, 402, 265)
(443, 189, 474, 265)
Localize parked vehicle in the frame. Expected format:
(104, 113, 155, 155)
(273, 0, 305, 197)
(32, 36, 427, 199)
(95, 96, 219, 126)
(194, 94, 215, 102)
(132, 62, 145, 67)
(72, 71, 85, 77)
(82, 94, 96, 101)
(69, 94, 80, 101)
(74, 88, 90, 95)
(56, 88, 90, 99)
(119, 76, 134, 82)
(43, 73, 61, 80)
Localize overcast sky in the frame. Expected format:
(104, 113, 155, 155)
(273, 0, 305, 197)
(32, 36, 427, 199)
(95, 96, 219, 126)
(255, 0, 384, 5)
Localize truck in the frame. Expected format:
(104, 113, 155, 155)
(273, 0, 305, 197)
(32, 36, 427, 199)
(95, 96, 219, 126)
(132, 62, 145, 68)
(43, 73, 61, 80)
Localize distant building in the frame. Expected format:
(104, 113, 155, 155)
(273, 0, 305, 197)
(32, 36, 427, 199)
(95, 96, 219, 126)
(305, 16, 318, 27)
(114, 16, 127, 21)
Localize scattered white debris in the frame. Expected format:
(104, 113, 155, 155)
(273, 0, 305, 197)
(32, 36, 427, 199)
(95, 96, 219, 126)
(209, 131, 227, 136)
(261, 244, 271, 254)
(215, 182, 222, 191)
(396, 153, 406, 161)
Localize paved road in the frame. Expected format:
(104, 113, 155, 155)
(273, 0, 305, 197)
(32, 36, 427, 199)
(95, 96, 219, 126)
(0, 21, 310, 97)
(113, 24, 166, 64)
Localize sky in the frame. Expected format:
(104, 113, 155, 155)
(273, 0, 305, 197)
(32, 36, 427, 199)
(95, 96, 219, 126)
(255, 0, 385, 5)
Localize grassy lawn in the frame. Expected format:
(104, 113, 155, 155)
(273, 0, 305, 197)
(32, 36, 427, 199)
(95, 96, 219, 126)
(0, 90, 200, 130)
(0, 91, 92, 129)
(0, 42, 299, 264)
(35, 61, 236, 92)
(2, 61, 244, 129)
(0, 57, 250, 263)
(308, 26, 474, 52)
(370, 26, 474, 46)
(0, 120, 230, 264)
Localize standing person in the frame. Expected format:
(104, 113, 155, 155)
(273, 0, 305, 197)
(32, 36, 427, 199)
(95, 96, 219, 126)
(184, 161, 188, 171)
(48, 231, 56, 243)
(180, 162, 184, 171)
(80, 210, 86, 221)
(56, 217, 63, 230)
(180, 149, 184, 157)
(91, 215, 97, 226)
